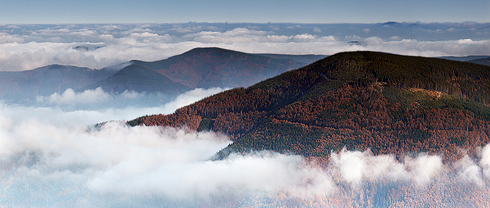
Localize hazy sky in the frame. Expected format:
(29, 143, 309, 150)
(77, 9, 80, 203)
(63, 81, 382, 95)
(1, 0, 489, 24)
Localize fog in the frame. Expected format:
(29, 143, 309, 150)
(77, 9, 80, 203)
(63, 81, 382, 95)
(1, 88, 490, 207)
(1, 22, 490, 206)
(0, 23, 489, 71)
(33, 87, 227, 112)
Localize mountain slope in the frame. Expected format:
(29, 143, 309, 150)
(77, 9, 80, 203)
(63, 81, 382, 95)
(0, 65, 114, 102)
(438, 56, 489, 62)
(128, 51, 490, 162)
(80, 64, 190, 94)
(0, 47, 325, 103)
(132, 47, 325, 88)
(468, 57, 490, 67)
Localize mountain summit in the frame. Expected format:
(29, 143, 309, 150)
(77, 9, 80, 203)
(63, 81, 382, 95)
(132, 47, 325, 88)
(129, 51, 490, 162)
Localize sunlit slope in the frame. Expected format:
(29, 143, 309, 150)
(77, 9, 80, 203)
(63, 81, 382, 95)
(129, 51, 490, 162)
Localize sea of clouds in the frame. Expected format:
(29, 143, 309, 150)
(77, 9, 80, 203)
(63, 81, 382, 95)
(0, 86, 490, 207)
(0, 22, 490, 206)
(0, 22, 489, 71)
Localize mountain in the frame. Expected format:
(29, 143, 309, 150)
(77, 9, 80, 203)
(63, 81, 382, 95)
(128, 51, 490, 162)
(256, 53, 328, 64)
(0, 47, 326, 103)
(0, 65, 115, 102)
(438, 56, 489, 62)
(79, 64, 189, 95)
(467, 57, 490, 67)
(131, 47, 325, 89)
(438, 55, 490, 67)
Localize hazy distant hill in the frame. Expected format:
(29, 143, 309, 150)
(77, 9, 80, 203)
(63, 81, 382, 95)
(0, 48, 325, 103)
(438, 55, 490, 67)
(80, 64, 190, 95)
(132, 47, 326, 88)
(467, 57, 490, 67)
(438, 56, 489, 62)
(0, 65, 114, 102)
(256, 53, 328, 64)
(129, 51, 490, 162)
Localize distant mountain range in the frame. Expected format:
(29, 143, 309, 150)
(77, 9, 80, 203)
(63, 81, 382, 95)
(467, 57, 490, 66)
(0, 47, 327, 103)
(128, 51, 490, 162)
(0, 47, 488, 104)
(130, 47, 326, 89)
(0, 65, 115, 102)
(439, 56, 490, 66)
(79, 64, 190, 95)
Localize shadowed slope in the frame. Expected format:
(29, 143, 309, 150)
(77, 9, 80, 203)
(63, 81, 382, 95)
(132, 47, 325, 88)
(80, 64, 190, 94)
(0, 65, 114, 101)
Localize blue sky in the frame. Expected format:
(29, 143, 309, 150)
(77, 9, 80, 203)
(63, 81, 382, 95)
(1, 0, 489, 24)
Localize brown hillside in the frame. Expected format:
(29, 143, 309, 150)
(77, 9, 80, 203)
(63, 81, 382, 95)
(129, 51, 490, 163)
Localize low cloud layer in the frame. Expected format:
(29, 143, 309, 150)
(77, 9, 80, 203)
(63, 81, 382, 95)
(34, 87, 227, 113)
(0, 23, 489, 71)
(1, 22, 490, 207)
(2, 97, 490, 206)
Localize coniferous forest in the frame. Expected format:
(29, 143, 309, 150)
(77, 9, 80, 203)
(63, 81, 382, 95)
(128, 51, 490, 164)
(123, 51, 490, 206)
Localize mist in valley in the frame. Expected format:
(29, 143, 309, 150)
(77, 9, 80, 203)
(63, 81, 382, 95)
(0, 87, 489, 207)
(0, 23, 490, 207)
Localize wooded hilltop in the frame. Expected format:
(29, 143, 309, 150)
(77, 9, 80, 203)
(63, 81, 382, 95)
(128, 51, 490, 163)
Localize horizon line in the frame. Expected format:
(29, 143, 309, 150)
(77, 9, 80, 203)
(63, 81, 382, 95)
(1, 21, 489, 25)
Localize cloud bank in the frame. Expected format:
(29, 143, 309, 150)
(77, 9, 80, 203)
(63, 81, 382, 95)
(0, 23, 488, 71)
(2, 95, 490, 206)
(34, 87, 227, 113)
(1, 22, 490, 207)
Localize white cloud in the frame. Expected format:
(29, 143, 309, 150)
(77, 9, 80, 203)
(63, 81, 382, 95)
(293, 34, 317, 41)
(480, 144, 490, 178)
(330, 149, 443, 186)
(405, 154, 443, 185)
(0, 33, 24, 44)
(389, 36, 402, 41)
(0, 23, 490, 206)
(455, 155, 484, 186)
(345, 35, 361, 40)
(40, 88, 109, 105)
(188, 28, 272, 44)
(161, 87, 228, 114)
(35, 87, 227, 114)
(0, 24, 488, 71)
(3, 96, 490, 206)
(87, 151, 335, 200)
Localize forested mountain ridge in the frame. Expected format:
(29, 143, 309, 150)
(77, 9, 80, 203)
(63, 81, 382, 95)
(129, 51, 490, 162)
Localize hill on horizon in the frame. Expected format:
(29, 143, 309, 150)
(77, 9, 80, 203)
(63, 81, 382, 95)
(439, 55, 490, 67)
(0, 47, 327, 103)
(467, 57, 490, 67)
(128, 51, 490, 163)
(79, 64, 190, 95)
(131, 47, 327, 89)
(0, 64, 115, 102)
